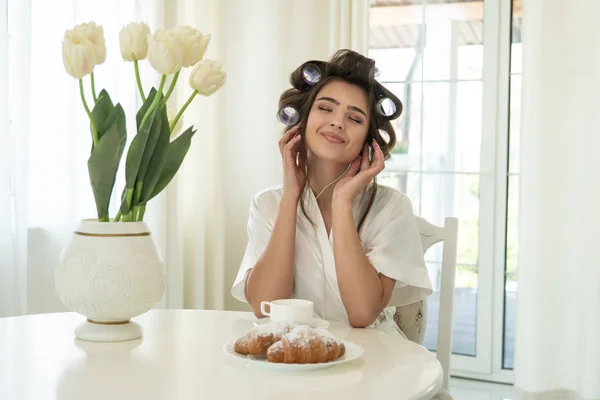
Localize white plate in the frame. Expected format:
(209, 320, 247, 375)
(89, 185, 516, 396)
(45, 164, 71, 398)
(223, 341, 363, 371)
(253, 317, 330, 329)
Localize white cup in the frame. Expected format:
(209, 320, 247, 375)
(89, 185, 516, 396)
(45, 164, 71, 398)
(260, 299, 314, 323)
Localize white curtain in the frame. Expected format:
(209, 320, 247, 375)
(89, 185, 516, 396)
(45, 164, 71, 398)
(0, 0, 168, 317)
(514, 0, 600, 399)
(0, 0, 371, 316)
(169, 0, 370, 311)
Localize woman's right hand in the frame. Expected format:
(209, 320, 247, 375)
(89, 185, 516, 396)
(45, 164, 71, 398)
(278, 125, 306, 201)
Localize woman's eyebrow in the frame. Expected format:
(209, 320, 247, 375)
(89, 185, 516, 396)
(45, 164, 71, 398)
(316, 96, 367, 118)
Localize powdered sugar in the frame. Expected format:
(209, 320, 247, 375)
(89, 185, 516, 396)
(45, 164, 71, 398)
(247, 321, 292, 339)
(315, 327, 338, 345)
(283, 325, 314, 346)
(269, 341, 283, 352)
(282, 325, 340, 346)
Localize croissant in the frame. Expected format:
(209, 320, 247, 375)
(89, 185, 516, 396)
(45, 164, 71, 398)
(234, 322, 293, 356)
(266, 325, 346, 364)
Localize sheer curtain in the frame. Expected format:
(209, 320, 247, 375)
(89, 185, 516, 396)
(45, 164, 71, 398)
(0, 0, 371, 317)
(514, 0, 600, 399)
(0, 0, 28, 317)
(170, 0, 370, 311)
(0, 0, 168, 317)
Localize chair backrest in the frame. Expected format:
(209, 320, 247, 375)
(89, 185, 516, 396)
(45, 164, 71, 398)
(416, 216, 459, 391)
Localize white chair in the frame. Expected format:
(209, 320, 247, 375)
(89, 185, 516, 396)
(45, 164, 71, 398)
(395, 216, 459, 393)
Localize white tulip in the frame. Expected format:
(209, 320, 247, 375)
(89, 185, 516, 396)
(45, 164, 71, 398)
(62, 30, 98, 79)
(189, 59, 226, 96)
(169, 25, 211, 68)
(147, 29, 180, 75)
(119, 22, 151, 61)
(167, 107, 183, 138)
(71, 22, 106, 66)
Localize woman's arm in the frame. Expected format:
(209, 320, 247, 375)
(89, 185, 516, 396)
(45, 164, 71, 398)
(245, 126, 306, 318)
(244, 195, 298, 318)
(331, 200, 395, 327)
(329, 140, 394, 327)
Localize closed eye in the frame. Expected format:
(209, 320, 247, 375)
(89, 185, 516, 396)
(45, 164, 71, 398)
(318, 104, 363, 123)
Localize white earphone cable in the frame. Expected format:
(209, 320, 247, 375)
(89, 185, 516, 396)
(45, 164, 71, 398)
(314, 163, 352, 201)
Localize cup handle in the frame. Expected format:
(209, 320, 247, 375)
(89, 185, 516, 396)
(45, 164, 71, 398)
(260, 301, 272, 317)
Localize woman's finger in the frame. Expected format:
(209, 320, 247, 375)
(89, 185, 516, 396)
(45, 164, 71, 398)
(284, 135, 302, 163)
(369, 140, 385, 175)
(345, 156, 362, 177)
(360, 144, 370, 173)
(279, 125, 300, 156)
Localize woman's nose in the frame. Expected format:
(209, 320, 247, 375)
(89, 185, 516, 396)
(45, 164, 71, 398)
(329, 120, 343, 130)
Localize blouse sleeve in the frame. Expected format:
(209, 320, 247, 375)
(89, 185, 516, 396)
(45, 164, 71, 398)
(230, 190, 280, 303)
(364, 193, 433, 307)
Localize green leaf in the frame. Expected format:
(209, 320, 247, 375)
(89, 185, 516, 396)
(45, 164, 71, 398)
(87, 118, 127, 220)
(136, 88, 158, 130)
(125, 104, 160, 190)
(91, 89, 114, 141)
(97, 104, 127, 147)
(146, 126, 196, 202)
(134, 103, 165, 204)
(118, 186, 127, 213)
(119, 86, 163, 215)
(111, 104, 127, 159)
(140, 108, 171, 202)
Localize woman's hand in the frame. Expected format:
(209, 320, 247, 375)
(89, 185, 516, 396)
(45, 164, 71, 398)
(278, 125, 307, 201)
(333, 140, 384, 205)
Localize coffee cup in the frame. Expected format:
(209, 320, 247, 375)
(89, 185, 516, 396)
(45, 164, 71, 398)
(260, 299, 314, 323)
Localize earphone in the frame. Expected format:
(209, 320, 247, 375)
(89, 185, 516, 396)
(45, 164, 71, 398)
(312, 138, 374, 200)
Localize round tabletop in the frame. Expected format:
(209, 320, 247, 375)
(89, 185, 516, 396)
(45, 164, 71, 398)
(0, 310, 442, 400)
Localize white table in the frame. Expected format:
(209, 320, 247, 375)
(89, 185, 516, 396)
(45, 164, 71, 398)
(0, 310, 443, 400)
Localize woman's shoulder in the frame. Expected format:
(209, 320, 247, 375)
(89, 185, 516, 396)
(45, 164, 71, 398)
(371, 184, 414, 213)
(251, 185, 284, 207)
(359, 185, 418, 236)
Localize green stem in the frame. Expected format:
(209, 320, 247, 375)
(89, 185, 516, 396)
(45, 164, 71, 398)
(122, 188, 135, 220)
(170, 90, 197, 132)
(134, 60, 146, 102)
(79, 78, 98, 146)
(139, 75, 167, 131)
(123, 211, 133, 222)
(134, 181, 143, 209)
(161, 70, 180, 108)
(90, 72, 98, 103)
(137, 204, 146, 221)
(114, 209, 122, 222)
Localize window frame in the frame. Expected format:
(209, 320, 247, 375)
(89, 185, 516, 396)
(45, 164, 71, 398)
(369, 0, 517, 383)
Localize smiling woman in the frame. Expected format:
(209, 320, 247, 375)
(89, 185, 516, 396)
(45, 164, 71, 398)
(307, 82, 370, 160)
(231, 49, 432, 338)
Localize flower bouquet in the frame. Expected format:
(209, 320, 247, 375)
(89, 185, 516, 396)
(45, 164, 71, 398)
(55, 21, 226, 342)
(62, 22, 225, 222)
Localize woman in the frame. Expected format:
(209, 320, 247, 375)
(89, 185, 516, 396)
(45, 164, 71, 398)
(231, 49, 432, 336)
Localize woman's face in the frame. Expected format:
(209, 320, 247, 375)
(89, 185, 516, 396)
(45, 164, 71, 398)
(304, 79, 370, 164)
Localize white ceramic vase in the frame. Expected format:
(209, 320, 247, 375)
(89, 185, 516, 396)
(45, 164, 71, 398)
(55, 219, 166, 342)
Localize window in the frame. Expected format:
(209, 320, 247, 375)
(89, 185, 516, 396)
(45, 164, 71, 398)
(503, 0, 521, 371)
(369, 0, 520, 383)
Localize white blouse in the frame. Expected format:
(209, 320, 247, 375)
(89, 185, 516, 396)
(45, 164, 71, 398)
(231, 184, 433, 335)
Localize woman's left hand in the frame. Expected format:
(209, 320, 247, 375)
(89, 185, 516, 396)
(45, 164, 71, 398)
(333, 139, 385, 205)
